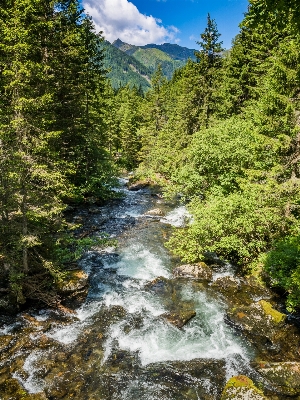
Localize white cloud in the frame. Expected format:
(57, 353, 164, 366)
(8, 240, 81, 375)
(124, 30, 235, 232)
(83, 0, 179, 45)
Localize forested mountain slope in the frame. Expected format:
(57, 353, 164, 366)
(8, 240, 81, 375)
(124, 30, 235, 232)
(102, 41, 152, 91)
(112, 39, 197, 80)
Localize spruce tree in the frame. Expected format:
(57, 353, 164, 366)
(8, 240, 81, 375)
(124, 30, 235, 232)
(194, 14, 224, 127)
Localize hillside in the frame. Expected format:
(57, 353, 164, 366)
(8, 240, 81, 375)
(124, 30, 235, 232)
(143, 43, 197, 61)
(102, 41, 152, 92)
(112, 39, 197, 80)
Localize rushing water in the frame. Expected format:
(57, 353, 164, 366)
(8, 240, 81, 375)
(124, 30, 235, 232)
(0, 179, 259, 399)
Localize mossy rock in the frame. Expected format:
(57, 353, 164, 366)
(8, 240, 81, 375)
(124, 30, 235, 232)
(0, 378, 47, 399)
(221, 375, 267, 399)
(225, 300, 289, 357)
(255, 362, 300, 396)
(212, 276, 272, 308)
(258, 300, 286, 324)
(57, 269, 88, 293)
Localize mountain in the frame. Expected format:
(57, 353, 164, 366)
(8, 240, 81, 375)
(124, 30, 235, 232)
(102, 41, 152, 92)
(112, 39, 197, 80)
(101, 39, 197, 92)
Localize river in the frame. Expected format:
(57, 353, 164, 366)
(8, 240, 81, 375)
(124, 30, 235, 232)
(0, 178, 259, 399)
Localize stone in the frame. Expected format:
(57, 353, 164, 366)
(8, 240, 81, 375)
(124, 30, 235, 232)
(212, 276, 272, 307)
(173, 262, 213, 281)
(0, 335, 13, 353)
(144, 277, 170, 295)
(145, 208, 164, 216)
(221, 375, 267, 400)
(161, 309, 196, 328)
(224, 300, 294, 358)
(145, 358, 227, 399)
(145, 277, 196, 328)
(254, 362, 300, 396)
(57, 270, 88, 294)
(127, 181, 149, 191)
(0, 377, 47, 399)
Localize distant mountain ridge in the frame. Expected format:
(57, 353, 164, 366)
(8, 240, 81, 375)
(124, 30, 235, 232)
(113, 39, 197, 62)
(102, 39, 197, 91)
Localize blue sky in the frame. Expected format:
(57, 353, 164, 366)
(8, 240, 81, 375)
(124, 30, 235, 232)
(82, 0, 249, 49)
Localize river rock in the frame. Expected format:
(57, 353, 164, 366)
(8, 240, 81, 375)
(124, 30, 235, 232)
(0, 377, 47, 399)
(0, 335, 13, 353)
(212, 276, 272, 307)
(145, 277, 196, 328)
(221, 376, 267, 400)
(145, 276, 171, 295)
(254, 362, 300, 396)
(127, 180, 149, 191)
(57, 269, 88, 293)
(173, 262, 213, 281)
(224, 300, 296, 357)
(145, 358, 227, 399)
(145, 208, 164, 216)
(161, 309, 196, 328)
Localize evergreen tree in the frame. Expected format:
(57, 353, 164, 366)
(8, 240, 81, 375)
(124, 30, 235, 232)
(0, 0, 67, 304)
(194, 14, 224, 127)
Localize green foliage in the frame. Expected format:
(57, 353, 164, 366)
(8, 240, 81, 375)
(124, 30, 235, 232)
(264, 235, 300, 311)
(167, 177, 297, 266)
(169, 117, 281, 198)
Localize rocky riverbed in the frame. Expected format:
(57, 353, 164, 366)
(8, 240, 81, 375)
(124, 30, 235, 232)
(1, 178, 300, 399)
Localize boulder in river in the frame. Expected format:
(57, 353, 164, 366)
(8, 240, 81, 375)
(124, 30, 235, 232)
(127, 180, 150, 191)
(173, 262, 213, 281)
(145, 277, 196, 328)
(57, 269, 89, 308)
(161, 309, 196, 328)
(145, 208, 164, 216)
(57, 269, 88, 294)
(254, 362, 300, 396)
(221, 375, 267, 400)
(145, 358, 227, 399)
(0, 377, 47, 399)
(225, 300, 300, 359)
(212, 275, 273, 307)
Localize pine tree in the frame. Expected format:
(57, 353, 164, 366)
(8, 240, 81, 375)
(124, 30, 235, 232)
(194, 14, 224, 127)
